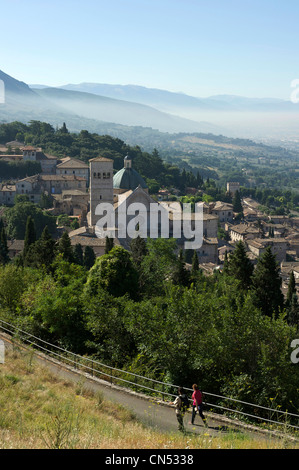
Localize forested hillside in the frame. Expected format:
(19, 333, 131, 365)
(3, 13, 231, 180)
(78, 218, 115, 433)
(0, 224, 298, 426)
(0, 121, 201, 192)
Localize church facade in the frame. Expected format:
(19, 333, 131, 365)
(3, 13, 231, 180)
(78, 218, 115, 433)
(88, 155, 219, 262)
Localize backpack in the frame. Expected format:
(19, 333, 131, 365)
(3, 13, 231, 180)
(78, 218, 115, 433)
(180, 394, 189, 412)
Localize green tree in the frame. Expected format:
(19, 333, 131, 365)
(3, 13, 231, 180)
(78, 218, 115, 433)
(191, 250, 199, 276)
(58, 231, 74, 263)
(73, 243, 84, 265)
(83, 246, 96, 270)
(130, 235, 148, 268)
(85, 246, 139, 299)
(251, 246, 284, 317)
(222, 250, 229, 275)
(173, 249, 190, 287)
(23, 215, 36, 261)
(232, 190, 243, 214)
(39, 192, 53, 209)
(0, 264, 40, 312)
(24, 225, 56, 269)
(286, 271, 296, 308)
(286, 271, 299, 327)
(23, 261, 88, 352)
(226, 241, 254, 289)
(105, 236, 114, 254)
(83, 289, 136, 365)
(5, 201, 56, 239)
(0, 227, 9, 265)
(139, 238, 178, 297)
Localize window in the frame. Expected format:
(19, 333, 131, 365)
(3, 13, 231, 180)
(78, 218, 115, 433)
(98, 173, 101, 178)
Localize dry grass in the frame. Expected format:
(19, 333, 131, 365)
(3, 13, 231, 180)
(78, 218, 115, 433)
(0, 348, 298, 449)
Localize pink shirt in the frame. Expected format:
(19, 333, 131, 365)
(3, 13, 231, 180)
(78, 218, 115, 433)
(192, 389, 202, 406)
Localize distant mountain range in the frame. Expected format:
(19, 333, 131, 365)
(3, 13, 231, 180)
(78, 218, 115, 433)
(1, 69, 299, 144)
(0, 69, 225, 135)
(32, 81, 299, 113)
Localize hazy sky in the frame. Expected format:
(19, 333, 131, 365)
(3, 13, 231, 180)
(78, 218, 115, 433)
(1, 0, 299, 99)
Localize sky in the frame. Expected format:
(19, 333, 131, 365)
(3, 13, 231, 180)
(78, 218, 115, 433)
(1, 0, 299, 99)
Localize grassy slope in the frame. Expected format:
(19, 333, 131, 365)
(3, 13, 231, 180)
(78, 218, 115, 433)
(0, 348, 297, 449)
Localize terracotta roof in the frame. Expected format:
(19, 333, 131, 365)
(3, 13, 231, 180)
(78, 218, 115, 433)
(8, 240, 24, 251)
(247, 238, 288, 248)
(229, 224, 260, 234)
(57, 157, 88, 169)
(70, 236, 106, 246)
(89, 156, 113, 162)
(39, 175, 86, 181)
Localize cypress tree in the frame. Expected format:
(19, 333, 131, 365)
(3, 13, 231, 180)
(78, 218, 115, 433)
(222, 250, 230, 275)
(173, 249, 190, 287)
(227, 241, 253, 289)
(286, 271, 299, 327)
(105, 236, 114, 254)
(0, 227, 9, 264)
(191, 250, 199, 275)
(24, 225, 56, 269)
(287, 293, 299, 328)
(23, 215, 36, 258)
(251, 246, 284, 317)
(232, 190, 243, 214)
(83, 245, 96, 270)
(286, 271, 296, 308)
(74, 243, 84, 265)
(130, 235, 148, 268)
(58, 231, 74, 263)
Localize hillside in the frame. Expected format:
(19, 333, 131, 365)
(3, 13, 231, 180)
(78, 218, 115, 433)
(58, 82, 299, 113)
(35, 81, 299, 142)
(0, 345, 294, 449)
(33, 86, 215, 133)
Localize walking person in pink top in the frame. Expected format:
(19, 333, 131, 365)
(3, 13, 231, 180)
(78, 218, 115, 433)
(190, 384, 208, 427)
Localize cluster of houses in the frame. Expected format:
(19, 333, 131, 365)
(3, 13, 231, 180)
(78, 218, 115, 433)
(1, 142, 299, 299)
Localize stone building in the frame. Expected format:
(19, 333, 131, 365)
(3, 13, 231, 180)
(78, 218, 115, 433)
(22, 146, 57, 174)
(88, 155, 220, 262)
(16, 174, 86, 203)
(246, 238, 288, 263)
(227, 182, 240, 195)
(89, 156, 114, 227)
(113, 156, 148, 195)
(210, 201, 234, 224)
(56, 157, 89, 185)
(0, 184, 16, 205)
(228, 223, 261, 243)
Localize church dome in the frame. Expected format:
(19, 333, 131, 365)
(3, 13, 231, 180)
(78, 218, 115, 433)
(113, 156, 148, 191)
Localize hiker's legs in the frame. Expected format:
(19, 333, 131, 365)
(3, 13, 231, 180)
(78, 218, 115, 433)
(198, 405, 208, 426)
(191, 405, 197, 424)
(177, 413, 185, 432)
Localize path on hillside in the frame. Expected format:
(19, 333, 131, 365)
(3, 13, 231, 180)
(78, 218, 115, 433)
(0, 333, 279, 442)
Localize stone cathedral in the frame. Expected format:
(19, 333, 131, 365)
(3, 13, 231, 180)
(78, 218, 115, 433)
(87, 155, 219, 261)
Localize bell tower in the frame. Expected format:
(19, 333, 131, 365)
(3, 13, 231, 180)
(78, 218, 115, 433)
(89, 156, 114, 227)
